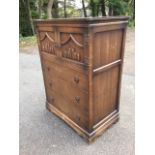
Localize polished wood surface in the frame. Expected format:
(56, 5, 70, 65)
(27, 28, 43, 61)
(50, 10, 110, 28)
(34, 17, 128, 143)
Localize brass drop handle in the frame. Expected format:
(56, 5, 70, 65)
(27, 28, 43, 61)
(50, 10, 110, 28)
(75, 96, 80, 103)
(74, 76, 80, 84)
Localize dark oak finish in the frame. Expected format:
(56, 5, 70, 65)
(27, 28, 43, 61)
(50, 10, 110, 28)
(34, 17, 128, 143)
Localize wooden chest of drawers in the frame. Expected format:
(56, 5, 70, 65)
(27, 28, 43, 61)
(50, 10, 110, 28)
(34, 17, 128, 143)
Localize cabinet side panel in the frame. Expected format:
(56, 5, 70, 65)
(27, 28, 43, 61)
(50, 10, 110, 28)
(93, 66, 120, 125)
(92, 28, 124, 125)
(93, 30, 123, 68)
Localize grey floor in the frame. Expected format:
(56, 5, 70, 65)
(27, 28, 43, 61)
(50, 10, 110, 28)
(19, 29, 135, 155)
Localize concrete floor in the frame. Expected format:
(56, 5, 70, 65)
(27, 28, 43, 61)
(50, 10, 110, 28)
(19, 29, 135, 155)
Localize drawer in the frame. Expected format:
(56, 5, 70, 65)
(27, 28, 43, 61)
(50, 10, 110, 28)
(42, 58, 88, 92)
(46, 88, 89, 130)
(44, 73, 88, 108)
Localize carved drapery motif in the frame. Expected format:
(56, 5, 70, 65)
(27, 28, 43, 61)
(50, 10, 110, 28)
(61, 34, 84, 48)
(62, 48, 81, 61)
(40, 32, 55, 54)
(40, 32, 84, 62)
(41, 37, 55, 54)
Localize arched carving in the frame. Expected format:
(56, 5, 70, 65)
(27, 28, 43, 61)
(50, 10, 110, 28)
(40, 32, 55, 54)
(61, 34, 84, 47)
(40, 32, 55, 42)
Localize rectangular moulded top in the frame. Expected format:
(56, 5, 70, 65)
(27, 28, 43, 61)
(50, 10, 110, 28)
(33, 16, 129, 25)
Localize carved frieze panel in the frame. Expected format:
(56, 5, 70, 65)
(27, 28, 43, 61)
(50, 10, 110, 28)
(39, 32, 55, 54)
(60, 33, 84, 62)
(39, 32, 85, 63)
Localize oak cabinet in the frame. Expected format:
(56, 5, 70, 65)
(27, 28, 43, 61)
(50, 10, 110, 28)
(34, 17, 128, 143)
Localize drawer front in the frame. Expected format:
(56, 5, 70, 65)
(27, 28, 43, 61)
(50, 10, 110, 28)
(42, 57, 88, 92)
(44, 73, 88, 110)
(46, 88, 88, 130)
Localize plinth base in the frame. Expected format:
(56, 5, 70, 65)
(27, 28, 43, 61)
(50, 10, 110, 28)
(46, 101, 119, 143)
